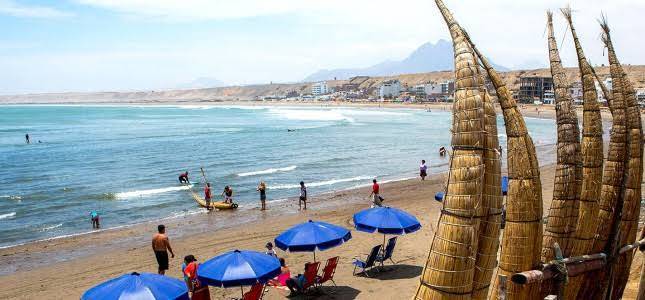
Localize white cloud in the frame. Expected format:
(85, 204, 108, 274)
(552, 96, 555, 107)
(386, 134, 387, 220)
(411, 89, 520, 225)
(0, 0, 72, 18)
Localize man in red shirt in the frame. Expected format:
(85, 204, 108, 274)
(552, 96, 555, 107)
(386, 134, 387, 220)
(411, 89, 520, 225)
(204, 183, 212, 211)
(369, 179, 383, 207)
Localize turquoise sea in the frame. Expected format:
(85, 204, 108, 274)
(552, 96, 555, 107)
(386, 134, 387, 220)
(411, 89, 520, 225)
(0, 104, 557, 248)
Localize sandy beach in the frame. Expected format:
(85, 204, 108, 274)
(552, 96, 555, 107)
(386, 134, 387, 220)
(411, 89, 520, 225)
(5, 161, 639, 300)
(0, 102, 641, 299)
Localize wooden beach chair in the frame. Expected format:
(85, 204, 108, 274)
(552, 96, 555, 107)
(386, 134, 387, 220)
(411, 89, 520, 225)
(352, 244, 382, 277)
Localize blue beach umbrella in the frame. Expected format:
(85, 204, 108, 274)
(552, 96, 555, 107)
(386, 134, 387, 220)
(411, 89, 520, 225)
(502, 176, 509, 196)
(81, 272, 188, 300)
(353, 206, 421, 235)
(275, 220, 352, 261)
(197, 249, 281, 288)
(434, 191, 444, 202)
(353, 206, 421, 252)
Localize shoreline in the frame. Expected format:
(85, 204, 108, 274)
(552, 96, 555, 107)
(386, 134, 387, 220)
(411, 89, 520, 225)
(0, 99, 621, 123)
(0, 163, 572, 300)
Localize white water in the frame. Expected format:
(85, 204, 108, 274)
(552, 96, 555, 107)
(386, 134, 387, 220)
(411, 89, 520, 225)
(271, 176, 373, 190)
(0, 212, 16, 220)
(237, 165, 297, 177)
(115, 184, 193, 199)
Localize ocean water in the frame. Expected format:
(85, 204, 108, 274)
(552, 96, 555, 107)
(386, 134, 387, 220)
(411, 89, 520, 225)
(0, 104, 557, 248)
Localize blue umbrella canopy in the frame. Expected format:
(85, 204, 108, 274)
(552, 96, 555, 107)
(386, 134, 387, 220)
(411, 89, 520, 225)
(502, 176, 509, 196)
(434, 191, 444, 202)
(353, 206, 421, 235)
(274, 220, 352, 252)
(197, 250, 281, 288)
(81, 272, 189, 300)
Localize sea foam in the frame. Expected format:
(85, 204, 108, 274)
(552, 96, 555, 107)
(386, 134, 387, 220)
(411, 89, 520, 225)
(270, 176, 373, 190)
(115, 185, 193, 199)
(237, 165, 297, 177)
(0, 212, 16, 220)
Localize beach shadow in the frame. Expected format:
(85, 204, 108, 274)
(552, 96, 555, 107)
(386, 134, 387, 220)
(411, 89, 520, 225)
(371, 264, 423, 280)
(289, 286, 361, 299)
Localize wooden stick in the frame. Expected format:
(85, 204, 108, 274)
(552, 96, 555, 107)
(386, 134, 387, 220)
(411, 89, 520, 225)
(512, 239, 645, 285)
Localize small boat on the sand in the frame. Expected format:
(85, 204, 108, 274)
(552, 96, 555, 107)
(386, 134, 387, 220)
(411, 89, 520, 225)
(189, 188, 238, 210)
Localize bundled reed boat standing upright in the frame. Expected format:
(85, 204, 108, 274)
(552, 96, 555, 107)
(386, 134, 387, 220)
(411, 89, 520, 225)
(542, 11, 583, 261)
(560, 7, 604, 299)
(471, 65, 503, 300)
(464, 26, 544, 300)
(414, 0, 488, 298)
(601, 18, 644, 300)
(580, 16, 630, 300)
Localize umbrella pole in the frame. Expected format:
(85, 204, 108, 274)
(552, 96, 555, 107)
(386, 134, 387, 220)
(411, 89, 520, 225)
(313, 251, 316, 262)
(240, 286, 244, 298)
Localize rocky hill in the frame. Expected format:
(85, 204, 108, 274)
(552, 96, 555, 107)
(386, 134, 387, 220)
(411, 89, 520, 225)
(1, 66, 644, 104)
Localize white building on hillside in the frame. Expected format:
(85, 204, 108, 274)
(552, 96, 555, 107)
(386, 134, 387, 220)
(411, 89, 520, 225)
(379, 80, 401, 98)
(312, 81, 329, 95)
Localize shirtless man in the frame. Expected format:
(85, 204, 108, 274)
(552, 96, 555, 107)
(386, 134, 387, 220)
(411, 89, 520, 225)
(152, 224, 175, 275)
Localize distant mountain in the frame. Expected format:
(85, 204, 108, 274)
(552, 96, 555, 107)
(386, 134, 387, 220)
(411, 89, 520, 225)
(178, 77, 226, 89)
(304, 39, 509, 82)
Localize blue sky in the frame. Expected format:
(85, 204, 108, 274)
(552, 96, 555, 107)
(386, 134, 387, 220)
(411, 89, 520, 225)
(0, 0, 643, 94)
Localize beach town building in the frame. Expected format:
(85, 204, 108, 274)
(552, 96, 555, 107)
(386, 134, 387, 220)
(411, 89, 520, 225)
(569, 81, 583, 104)
(312, 81, 329, 95)
(440, 80, 455, 95)
(637, 89, 645, 107)
(378, 80, 402, 98)
(518, 76, 554, 103)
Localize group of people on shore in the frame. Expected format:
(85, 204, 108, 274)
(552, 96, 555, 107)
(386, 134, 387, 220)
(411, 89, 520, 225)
(150, 223, 315, 298)
(177, 157, 438, 213)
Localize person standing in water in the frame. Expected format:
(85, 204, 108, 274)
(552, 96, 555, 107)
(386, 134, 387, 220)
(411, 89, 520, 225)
(299, 181, 307, 210)
(204, 183, 212, 211)
(257, 181, 267, 210)
(25, 133, 30, 144)
(90, 210, 100, 229)
(178, 171, 190, 184)
(369, 179, 383, 207)
(152, 224, 175, 275)
(222, 186, 233, 204)
(419, 160, 428, 181)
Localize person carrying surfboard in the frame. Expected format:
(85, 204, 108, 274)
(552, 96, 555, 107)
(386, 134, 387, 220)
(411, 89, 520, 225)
(204, 183, 212, 211)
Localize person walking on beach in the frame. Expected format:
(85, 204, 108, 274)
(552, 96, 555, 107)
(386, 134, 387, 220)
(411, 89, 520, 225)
(204, 183, 212, 211)
(178, 171, 190, 184)
(25, 133, 30, 144)
(152, 224, 175, 275)
(299, 181, 307, 210)
(265, 242, 277, 257)
(222, 186, 233, 204)
(182, 255, 210, 300)
(420, 159, 428, 181)
(369, 179, 383, 207)
(257, 181, 267, 210)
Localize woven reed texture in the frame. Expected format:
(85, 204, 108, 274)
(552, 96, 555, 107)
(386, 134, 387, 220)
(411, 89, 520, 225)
(415, 1, 485, 299)
(580, 19, 629, 300)
(471, 76, 503, 300)
(609, 67, 643, 300)
(560, 8, 604, 300)
(542, 11, 582, 261)
(464, 29, 543, 300)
